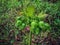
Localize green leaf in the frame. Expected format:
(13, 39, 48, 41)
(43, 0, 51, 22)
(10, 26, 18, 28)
(15, 20, 22, 27)
(35, 28, 40, 35)
(22, 23, 26, 28)
(38, 12, 48, 20)
(54, 19, 60, 25)
(39, 21, 50, 31)
(44, 23, 51, 30)
(39, 21, 45, 29)
(31, 21, 37, 26)
(30, 21, 37, 33)
(19, 23, 26, 30)
(25, 5, 35, 17)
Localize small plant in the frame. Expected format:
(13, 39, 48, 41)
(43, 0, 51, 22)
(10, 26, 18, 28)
(39, 21, 51, 32)
(1, 0, 60, 45)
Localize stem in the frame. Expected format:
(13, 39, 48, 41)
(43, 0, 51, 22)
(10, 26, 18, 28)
(23, 35, 25, 45)
(29, 31, 32, 45)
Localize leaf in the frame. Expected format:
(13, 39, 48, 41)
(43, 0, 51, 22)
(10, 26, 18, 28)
(10, 40, 14, 43)
(22, 23, 26, 28)
(39, 21, 50, 31)
(31, 21, 37, 27)
(54, 19, 60, 25)
(25, 5, 35, 17)
(17, 11, 24, 15)
(15, 20, 22, 27)
(19, 23, 26, 30)
(35, 28, 40, 35)
(38, 11, 48, 20)
(44, 23, 51, 30)
(39, 21, 45, 29)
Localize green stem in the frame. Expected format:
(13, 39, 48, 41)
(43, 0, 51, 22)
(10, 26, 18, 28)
(29, 31, 32, 45)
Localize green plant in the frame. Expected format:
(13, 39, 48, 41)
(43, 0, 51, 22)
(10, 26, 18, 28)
(39, 21, 51, 32)
(30, 21, 37, 33)
(15, 16, 26, 30)
(24, 5, 35, 17)
(1, 0, 60, 45)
